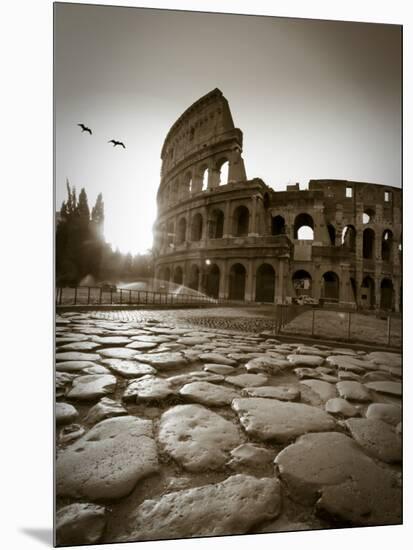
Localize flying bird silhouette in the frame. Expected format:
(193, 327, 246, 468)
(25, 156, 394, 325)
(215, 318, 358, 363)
(77, 123, 92, 135)
(108, 139, 126, 149)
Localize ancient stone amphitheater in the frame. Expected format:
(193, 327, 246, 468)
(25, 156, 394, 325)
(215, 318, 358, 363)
(153, 89, 401, 311)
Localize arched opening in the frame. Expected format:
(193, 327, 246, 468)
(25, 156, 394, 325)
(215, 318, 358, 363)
(163, 267, 171, 282)
(182, 171, 192, 196)
(341, 225, 356, 251)
(380, 278, 394, 310)
(294, 213, 314, 240)
(229, 263, 246, 300)
(201, 166, 209, 191)
(190, 213, 203, 242)
(292, 270, 312, 297)
(166, 220, 175, 247)
(271, 215, 285, 236)
(188, 265, 200, 291)
(350, 277, 357, 303)
(217, 159, 229, 185)
(322, 271, 339, 302)
(209, 209, 224, 239)
(176, 217, 187, 244)
(361, 276, 375, 309)
(233, 205, 249, 236)
(363, 208, 375, 224)
(381, 229, 393, 262)
(205, 264, 220, 298)
(173, 266, 183, 285)
(255, 264, 275, 302)
(363, 228, 375, 259)
(327, 224, 336, 246)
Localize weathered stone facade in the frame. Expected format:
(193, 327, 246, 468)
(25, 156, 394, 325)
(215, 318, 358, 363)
(153, 89, 401, 311)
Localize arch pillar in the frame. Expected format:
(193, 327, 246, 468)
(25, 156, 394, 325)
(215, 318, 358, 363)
(219, 261, 229, 300)
(223, 201, 232, 238)
(245, 260, 255, 302)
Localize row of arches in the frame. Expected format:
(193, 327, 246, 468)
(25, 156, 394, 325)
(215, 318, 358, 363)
(161, 205, 251, 246)
(162, 158, 231, 204)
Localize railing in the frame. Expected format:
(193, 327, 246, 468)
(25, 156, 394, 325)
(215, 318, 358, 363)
(274, 303, 401, 347)
(56, 286, 218, 307)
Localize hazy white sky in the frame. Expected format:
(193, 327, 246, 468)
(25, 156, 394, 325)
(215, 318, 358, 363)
(55, 3, 401, 254)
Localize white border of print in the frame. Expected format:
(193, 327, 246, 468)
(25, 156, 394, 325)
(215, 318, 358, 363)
(2, 1, 410, 549)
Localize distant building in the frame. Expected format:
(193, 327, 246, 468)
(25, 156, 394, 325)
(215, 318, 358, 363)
(153, 89, 401, 311)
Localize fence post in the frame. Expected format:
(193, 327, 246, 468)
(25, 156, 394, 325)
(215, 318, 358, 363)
(311, 308, 315, 337)
(387, 316, 391, 346)
(120, 289, 122, 304)
(110, 289, 113, 304)
(74, 287, 78, 305)
(347, 312, 351, 341)
(99, 287, 102, 304)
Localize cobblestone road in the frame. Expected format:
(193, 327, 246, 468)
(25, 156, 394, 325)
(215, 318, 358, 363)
(55, 309, 402, 545)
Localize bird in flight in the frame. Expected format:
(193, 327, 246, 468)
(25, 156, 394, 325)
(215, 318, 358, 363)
(108, 139, 126, 149)
(77, 123, 92, 135)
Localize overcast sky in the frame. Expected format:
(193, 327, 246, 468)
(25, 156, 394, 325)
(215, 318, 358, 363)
(55, 3, 401, 254)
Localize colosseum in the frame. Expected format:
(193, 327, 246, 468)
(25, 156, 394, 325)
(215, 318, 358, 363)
(152, 88, 401, 312)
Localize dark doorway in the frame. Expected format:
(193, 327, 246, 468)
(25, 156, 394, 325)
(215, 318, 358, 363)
(363, 228, 375, 259)
(361, 276, 375, 309)
(229, 263, 246, 300)
(173, 266, 183, 285)
(205, 264, 220, 298)
(255, 264, 275, 302)
(380, 279, 394, 310)
(188, 265, 200, 291)
(271, 215, 285, 235)
(322, 271, 339, 302)
(209, 209, 224, 239)
(233, 206, 249, 236)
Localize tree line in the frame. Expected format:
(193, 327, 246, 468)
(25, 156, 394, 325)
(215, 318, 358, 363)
(56, 182, 153, 286)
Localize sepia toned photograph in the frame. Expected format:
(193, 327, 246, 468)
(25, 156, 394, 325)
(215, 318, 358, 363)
(54, 2, 402, 546)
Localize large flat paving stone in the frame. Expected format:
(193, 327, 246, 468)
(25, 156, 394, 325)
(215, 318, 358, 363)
(85, 397, 128, 425)
(326, 355, 374, 373)
(203, 364, 236, 375)
(131, 335, 173, 343)
(67, 374, 117, 401)
(56, 352, 100, 362)
(231, 398, 336, 443)
(344, 418, 401, 463)
(134, 352, 188, 370)
(125, 341, 158, 351)
(227, 443, 275, 470)
(199, 353, 237, 366)
(364, 381, 402, 397)
(179, 381, 239, 407)
(366, 403, 401, 426)
(56, 416, 159, 500)
(123, 375, 176, 402)
(167, 371, 224, 387)
(112, 474, 281, 542)
(366, 351, 401, 369)
(336, 381, 371, 402)
(56, 360, 99, 373)
(241, 385, 300, 401)
(287, 354, 324, 367)
(58, 341, 100, 352)
(97, 347, 138, 360)
(158, 404, 241, 472)
(325, 398, 359, 418)
(56, 402, 79, 425)
(56, 503, 106, 546)
(92, 336, 132, 345)
(300, 380, 336, 402)
(244, 356, 290, 374)
(225, 373, 268, 388)
(275, 431, 401, 526)
(102, 358, 156, 378)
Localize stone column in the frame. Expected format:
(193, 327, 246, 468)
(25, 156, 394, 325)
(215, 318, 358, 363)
(249, 196, 259, 237)
(275, 258, 285, 304)
(219, 260, 228, 300)
(245, 260, 255, 302)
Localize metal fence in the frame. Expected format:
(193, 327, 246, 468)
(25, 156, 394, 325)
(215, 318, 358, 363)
(274, 303, 401, 347)
(56, 286, 218, 307)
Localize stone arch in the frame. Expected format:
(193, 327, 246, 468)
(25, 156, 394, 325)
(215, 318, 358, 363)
(363, 228, 375, 259)
(255, 263, 275, 303)
(163, 266, 171, 282)
(216, 158, 229, 186)
(182, 171, 192, 196)
(271, 215, 285, 236)
(209, 208, 224, 239)
(190, 213, 203, 242)
(341, 225, 356, 251)
(205, 263, 220, 298)
(322, 271, 339, 302)
(200, 164, 209, 191)
(166, 220, 175, 247)
(173, 266, 183, 285)
(294, 213, 314, 240)
(229, 263, 247, 300)
(327, 223, 336, 246)
(381, 229, 393, 262)
(361, 276, 375, 309)
(363, 208, 375, 224)
(233, 205, 250, 237)
(176, 217, 187, 244)
(292, 270, 312, 296)
(188, 264, 200, 291)
(380, 278, 394, 310)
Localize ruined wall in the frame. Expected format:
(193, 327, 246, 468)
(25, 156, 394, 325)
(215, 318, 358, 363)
(153, 90, 402, 311)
